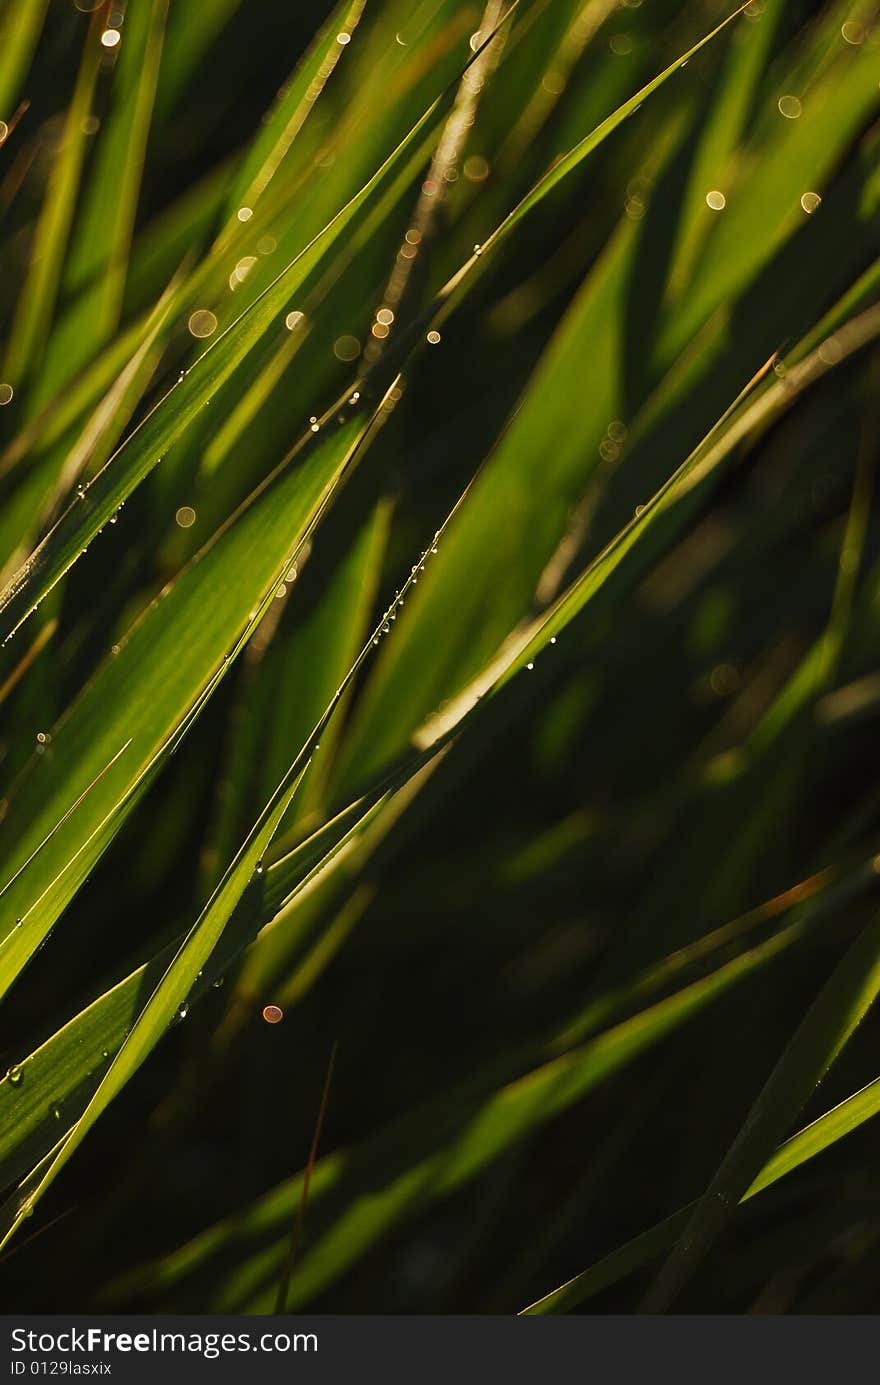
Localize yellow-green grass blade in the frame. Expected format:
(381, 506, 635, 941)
(417, 304, 880, 753)
(641, 902, 880, 1310)
(2, 6, 104, 389)
(0, 399, 382, 1000)
(0, 0, 48, 125)
(152, 0, 245, 123)
(0, 0, 740, 646)
(36, 0, 169, 404)
(3, 282, 874, 1016)
(338, 219, 638, 786)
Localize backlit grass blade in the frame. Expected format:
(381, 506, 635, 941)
(36, 0, 169, 403)
(2, 6, 104, 389)
(0, 0, 48, 124)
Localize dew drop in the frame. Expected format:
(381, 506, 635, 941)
(188, 309, 218, 339)
(6, 1065, 23, 1086)
(177, 1003, 189, 1021)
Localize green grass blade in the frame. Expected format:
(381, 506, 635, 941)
(522, 1062, 880, 1315)
(642, 906, 880, 1310)
(3, 7, 104, 388)
(35, 0, 169, 403)
(0, 0, 48, 123)
(224, 0, 367, 221)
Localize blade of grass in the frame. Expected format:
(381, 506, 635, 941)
(521, 1064, 880, 1315)
(640, 904, 880, 1310)
(274, 1041, 338, 1314)
(0, 0, 746, 645)
(3, 4, 106, 389)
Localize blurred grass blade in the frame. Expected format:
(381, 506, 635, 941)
(36, 0, 169, 402)
(3, 6, 105, 388)
(0, 0, 744, 645)
(0, 748, 312, 1249)
(0, 0, 48, 124)
(522, 1067, 880, 1315)
(642, 906, 880, 1311)
(0, 85, 432, 635)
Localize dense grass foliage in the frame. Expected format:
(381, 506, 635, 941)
(0, 0, 878, 1313)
